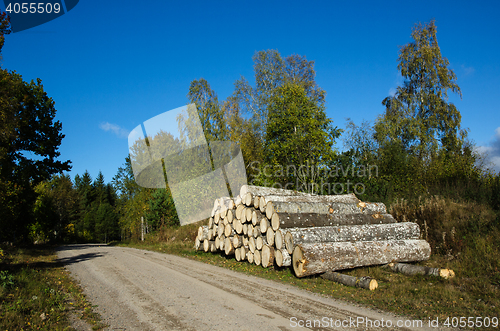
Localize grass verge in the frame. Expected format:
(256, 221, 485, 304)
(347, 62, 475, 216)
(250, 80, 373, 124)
(0, 245, 107, 331)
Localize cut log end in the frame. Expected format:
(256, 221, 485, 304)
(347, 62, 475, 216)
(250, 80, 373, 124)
(292, 245, 306, 277)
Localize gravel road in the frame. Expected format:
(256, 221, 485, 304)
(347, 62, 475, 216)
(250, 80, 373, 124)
(56, 244, 446, 331)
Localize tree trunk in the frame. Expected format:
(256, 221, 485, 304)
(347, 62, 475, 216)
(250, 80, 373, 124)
(276, 212, 396, 231)
(284, 222, 420, 254)
(275, 249, 291, 267)
(261, 244, 275, 268)
(320, 271, 378, 291)
(292, 239, 431, 277)
(386, 262, 455, 279)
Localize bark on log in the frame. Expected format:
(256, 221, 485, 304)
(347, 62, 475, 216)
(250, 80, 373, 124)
(233, 235, 243, 248)
(268, 201, 386, 216)
(261, 244, 275, 268)
(275, 212, 397, 230)
(386, 262, 455, 279)
(275, 249, 291, 267)
(292, 239, 431, 277)
(284, 222, 420, 254)
(266, 227, 275, 247)
(239, 185, 312, 200)
(254, 249, 262, 266)
(321, 271, 378, 291)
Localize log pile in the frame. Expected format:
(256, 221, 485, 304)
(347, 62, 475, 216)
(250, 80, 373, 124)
(194, 185, 431, 278)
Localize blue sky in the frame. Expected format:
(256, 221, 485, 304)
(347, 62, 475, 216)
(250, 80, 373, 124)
(1, 0, 499, 183)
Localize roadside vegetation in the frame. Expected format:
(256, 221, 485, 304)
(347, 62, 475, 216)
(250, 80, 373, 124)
(0, 246, 107, 331)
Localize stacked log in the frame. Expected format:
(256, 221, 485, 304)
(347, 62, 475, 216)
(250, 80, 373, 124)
(194, 185, 430, 279)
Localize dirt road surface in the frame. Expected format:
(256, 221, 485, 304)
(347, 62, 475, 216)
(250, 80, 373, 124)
(56, 244, 447, 331)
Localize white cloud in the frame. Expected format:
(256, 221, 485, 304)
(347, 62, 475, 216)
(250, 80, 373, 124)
(99, 122, 129, 138)
(461, 64, 475, 76)
(476, 127, 500, 173)
(388, 87, 397, 97)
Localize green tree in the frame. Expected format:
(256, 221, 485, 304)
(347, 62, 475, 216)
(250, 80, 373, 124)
(0, 65, 70, 241)
(0, 11, 11, 60)
(263, 83, 341, 192)
(375, 20, 465, 158)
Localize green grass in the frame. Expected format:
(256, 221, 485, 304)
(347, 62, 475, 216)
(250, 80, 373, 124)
(0, 246, 107, 331)
(119, 197, 500, 323)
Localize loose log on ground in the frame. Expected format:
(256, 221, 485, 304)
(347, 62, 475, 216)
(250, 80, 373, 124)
(275, 249, 291, 267)
(386, 262, 455, 279)
(276, 213, 397, 231)
(284, 222, 420, 254)
(261, 244, 275, 268)
(292, 239, 431, 277)
(321, 271, 378, 291)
